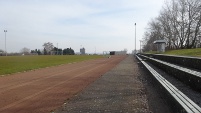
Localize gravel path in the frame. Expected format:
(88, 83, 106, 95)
(55, 55, 151, 113)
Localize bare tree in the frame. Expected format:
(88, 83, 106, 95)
(20, 47, 30, 55)
(186, 0, 201, 48)
(143, 0, 201, 51)
(43, 42, 54, 55)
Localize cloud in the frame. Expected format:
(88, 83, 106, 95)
(0, 0, 165, 53)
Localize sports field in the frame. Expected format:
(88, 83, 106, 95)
(0, 55, 102, 76)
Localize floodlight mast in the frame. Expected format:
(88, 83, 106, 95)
(135, 23, 136, 54)
(4, 30, 7, 56)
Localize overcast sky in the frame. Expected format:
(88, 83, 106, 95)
(0, 0, 165, 54)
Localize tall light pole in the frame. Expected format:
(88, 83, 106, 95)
(135, 23, 136, 54)
(140, 40, 142, 53)
(4, 30, 7, 56)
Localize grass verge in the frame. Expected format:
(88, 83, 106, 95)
(0, 55, 102, 76)
(144, 48, 201, 57)
(163, 48, 201, 57)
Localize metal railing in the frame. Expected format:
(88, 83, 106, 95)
(136, 55, 201, 113)
(138, 54, 201, 91)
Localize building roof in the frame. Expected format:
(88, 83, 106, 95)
(154, 40, 166, 44)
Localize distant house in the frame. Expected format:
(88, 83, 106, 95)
(80, 48, 85, 55)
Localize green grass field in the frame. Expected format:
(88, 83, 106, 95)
(145, 48, 201, 57)
(163, 48, 201, 57)
(0, 55, 102, 76)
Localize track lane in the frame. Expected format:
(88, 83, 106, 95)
(0, 58, 111, 91)
(0, 59, 108, 107)
(0, 59, 100, 90)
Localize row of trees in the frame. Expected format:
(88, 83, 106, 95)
(31, 42, 75, 55)
(0, 42, 75, 56)
(143, 0, 201, 51)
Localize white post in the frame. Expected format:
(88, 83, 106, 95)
(135, 23, 136, 54)
(4, 30, 7, 56)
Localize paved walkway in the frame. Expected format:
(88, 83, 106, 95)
(55, 55, 150, 113)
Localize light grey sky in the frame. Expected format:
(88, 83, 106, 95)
(0, 0, 165, 54)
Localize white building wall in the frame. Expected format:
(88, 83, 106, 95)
(115, 51, 127, 55)
(80, 48, 85, 55)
